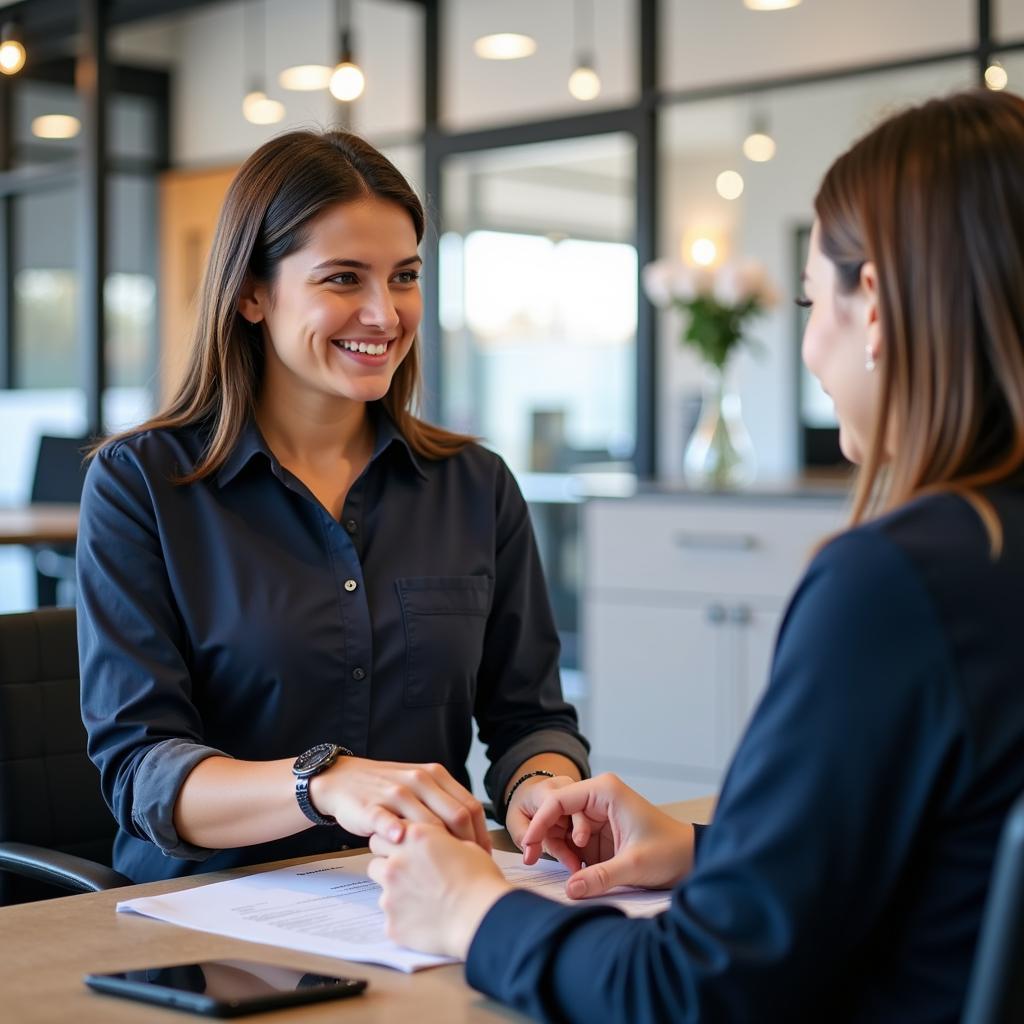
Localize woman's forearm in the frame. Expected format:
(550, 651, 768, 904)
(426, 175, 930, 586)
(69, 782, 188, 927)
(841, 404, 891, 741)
(173, 755, 312, 849)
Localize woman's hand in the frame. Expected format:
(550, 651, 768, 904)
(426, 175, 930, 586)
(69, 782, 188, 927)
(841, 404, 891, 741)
(520, 773, 696, 898)
(310, 758, 491, 851)
(504, 773, 578, 852)
(367, 824, 512, 958)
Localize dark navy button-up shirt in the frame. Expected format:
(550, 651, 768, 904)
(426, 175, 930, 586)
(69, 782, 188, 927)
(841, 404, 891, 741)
(468, 485, 1024, 1024)
(77, 407, 589, 883)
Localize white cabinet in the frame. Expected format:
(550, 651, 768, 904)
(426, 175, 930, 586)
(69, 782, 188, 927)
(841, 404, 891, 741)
(583, 493, 844, 802)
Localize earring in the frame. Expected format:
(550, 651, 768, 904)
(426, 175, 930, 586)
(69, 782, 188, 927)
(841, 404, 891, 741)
(865, 347, 876, 372)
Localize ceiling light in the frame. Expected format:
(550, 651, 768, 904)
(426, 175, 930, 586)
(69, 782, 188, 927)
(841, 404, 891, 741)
(716, 170, 744, 200)
(31, 114, 81, 140)
(743, 0, 802, 9)
(691, 238, 718, 267)
(330, 0, 365, 102)
(242, 90, 285, 125)
(985, 62, 1008, 91)
(242, 1, 285, 125)
(743, 131, 776, 162)
(279, 64, 333, 91)
(568, 65, 601, 101)
(0, 21, 25, 75)
(473, 33, 537, 60)
(568, 1, 600, 101)
(330, 62, 364, 102)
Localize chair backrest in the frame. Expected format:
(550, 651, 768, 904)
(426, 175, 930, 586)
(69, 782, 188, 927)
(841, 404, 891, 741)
(29, 435, 90, 504)
(961, 792, 1024, 1024)
(0, 608, 116, 904)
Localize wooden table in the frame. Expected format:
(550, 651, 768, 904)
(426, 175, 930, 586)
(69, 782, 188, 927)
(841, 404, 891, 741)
(0, 504, 78, 545)
(0, 797, 714, 1023)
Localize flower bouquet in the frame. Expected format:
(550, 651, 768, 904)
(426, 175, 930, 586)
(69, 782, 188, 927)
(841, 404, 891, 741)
(642, 258, 777, 487)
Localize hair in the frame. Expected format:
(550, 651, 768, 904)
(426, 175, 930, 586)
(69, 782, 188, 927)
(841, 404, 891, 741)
(99, 129, 472, 478)
(815, 89, 1024, 554)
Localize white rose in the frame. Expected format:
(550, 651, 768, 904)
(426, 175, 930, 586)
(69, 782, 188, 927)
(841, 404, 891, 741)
(712, 263, 743, 307)
(641, 261, 674, 307)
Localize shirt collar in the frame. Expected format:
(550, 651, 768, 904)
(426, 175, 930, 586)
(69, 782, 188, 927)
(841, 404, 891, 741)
(214, 403, 429, 489)
(371, 404, 429, 481)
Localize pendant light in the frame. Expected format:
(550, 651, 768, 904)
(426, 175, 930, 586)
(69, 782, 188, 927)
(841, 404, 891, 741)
(242, 0, 284, 125)
(568, 0, 601, 102)
(0, 21, 26, 76)
(742, 110, 776, 162)
(330, 0, 365, 103)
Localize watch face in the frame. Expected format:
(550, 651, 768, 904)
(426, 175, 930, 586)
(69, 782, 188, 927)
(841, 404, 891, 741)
(293, 743, 338, 777)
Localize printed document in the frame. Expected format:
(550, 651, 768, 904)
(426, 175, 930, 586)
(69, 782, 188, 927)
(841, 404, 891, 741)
(117, 850, 671, 972)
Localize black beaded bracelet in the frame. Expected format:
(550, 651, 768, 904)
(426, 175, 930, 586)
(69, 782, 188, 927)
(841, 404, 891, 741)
(505, 769, 555, 810)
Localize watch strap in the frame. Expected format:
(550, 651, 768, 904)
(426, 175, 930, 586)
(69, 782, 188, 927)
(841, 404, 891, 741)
(295, 774, 337, 827)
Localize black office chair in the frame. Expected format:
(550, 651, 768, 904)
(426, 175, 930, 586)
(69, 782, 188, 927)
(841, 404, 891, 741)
(30, 434, 91, 607)
(0, 608, 129, 904)
(961, 791, 1024, 1024)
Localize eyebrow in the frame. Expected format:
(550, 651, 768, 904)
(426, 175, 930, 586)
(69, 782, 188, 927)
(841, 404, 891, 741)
(311, 255, 423, 272)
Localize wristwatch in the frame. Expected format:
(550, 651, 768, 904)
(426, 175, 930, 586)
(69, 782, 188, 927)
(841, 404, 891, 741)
(292, 743, 352, 826)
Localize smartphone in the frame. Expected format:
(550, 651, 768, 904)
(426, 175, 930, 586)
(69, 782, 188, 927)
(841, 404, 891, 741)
(84, 958, 367, 1017)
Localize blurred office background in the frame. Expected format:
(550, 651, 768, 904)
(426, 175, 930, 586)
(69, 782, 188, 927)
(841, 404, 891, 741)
(0, 0, 1021, 794)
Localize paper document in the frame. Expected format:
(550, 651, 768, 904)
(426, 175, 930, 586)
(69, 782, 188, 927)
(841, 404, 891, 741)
(117, 850, 671, 973)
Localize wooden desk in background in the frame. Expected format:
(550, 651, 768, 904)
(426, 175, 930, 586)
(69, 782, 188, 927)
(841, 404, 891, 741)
(0, 797, 714, 1023)
(0, 504, 78, 546)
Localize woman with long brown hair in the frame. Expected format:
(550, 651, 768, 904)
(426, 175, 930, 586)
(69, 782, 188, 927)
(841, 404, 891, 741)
(368, 89, 1024, 1023)
(77, 130, 589, 884)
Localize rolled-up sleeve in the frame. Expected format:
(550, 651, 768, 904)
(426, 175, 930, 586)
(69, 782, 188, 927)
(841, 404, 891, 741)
(77, 444, 227, 861)
(474, 460, 590, 819)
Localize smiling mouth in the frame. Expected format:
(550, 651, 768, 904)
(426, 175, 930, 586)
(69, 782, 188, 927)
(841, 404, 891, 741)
(331, 337, 395, 357)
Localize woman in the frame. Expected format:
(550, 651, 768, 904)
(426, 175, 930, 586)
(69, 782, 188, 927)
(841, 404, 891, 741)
(367, 89, 1024, 1023)
(77, 130, 589, 884)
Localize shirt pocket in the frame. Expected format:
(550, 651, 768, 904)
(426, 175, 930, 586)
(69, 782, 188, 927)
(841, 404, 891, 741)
(397, 575, 492, 707)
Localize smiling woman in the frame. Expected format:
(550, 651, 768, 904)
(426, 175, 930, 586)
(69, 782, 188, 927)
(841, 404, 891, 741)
(75, 129, 590, 886)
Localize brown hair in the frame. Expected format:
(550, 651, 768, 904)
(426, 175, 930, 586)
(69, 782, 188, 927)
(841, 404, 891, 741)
(101, 129, 472, 478)
(815, 89, 1024, 553)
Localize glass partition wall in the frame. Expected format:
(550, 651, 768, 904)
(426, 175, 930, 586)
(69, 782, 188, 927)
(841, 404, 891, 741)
(1, 0, 1022, 628)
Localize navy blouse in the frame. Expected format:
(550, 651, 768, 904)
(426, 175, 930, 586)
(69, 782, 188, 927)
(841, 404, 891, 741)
(467, 485, 1024, 1024)
(77, 406, 589, 883)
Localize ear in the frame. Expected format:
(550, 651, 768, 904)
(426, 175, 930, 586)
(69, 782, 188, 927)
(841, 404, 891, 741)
(237, 276, 266, 325)
(859, 261, 883, 363)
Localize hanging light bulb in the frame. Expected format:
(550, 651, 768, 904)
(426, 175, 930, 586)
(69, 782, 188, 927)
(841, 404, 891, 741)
(691, 238, 718, 267)
(568, 1, 601, 101)
(569, 62, 601, 101)
(242, 89, 285, 124)
(330, 0, 365, 102)
(0, 21, 26, 75)
(716, 170, 745, 200)
(743, 111, 776, 162)
(241, 1, 285, 125)
(985, 62, 1009, 91)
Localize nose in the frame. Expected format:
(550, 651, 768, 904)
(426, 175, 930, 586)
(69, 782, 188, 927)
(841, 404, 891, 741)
(358, 283, 400, 334)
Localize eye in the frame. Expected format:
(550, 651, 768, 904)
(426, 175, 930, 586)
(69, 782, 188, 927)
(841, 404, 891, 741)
(326, 272, 359, 286)
(393, 269, 421, 285)
(794, 296, 813, 309)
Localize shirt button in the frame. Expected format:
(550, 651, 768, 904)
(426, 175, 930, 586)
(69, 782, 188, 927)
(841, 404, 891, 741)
(352, 667, 366, 681)
(344, 520, 358, 534)
(344, 579, 358, 592)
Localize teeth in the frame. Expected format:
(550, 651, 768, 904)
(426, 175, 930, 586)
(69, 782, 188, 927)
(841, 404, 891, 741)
(339, 339, 389, 356)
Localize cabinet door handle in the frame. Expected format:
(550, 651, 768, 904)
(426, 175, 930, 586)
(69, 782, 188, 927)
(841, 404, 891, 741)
(706, 603, 727, 624)
(728, 604, 752, 625)
(674, 530, 759, 553)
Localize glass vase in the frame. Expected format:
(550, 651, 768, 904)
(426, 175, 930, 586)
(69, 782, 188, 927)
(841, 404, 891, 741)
(683, 366, 757, 489)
